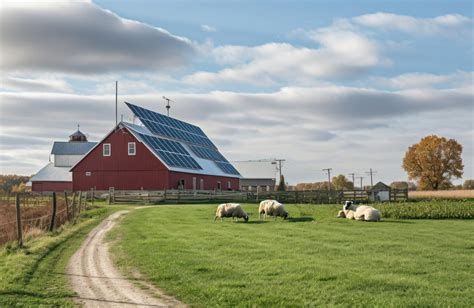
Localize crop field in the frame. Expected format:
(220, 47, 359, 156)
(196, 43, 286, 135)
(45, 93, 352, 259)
(110, 202, 474, 306)
(409, 189, 474, 200)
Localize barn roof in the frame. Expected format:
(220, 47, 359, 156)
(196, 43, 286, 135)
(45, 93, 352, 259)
(122, 121, 241, 178)
(30, 162, 72, 182)
(371, 181, 391, 191)
(124, 102, 241, 178)
(51, 141, 96, 155)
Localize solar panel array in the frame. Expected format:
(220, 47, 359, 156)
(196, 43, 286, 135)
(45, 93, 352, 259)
(215, 161, 241, 175)
(127, 103, 215, 149)
(126, 102, 240, 176)
(189, 145, 240, 175)
(138, 133, 202, 170)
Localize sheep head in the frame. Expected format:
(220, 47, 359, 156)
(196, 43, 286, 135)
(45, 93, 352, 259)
(343, 200, 354, 211)
(243, 215, 249, 223)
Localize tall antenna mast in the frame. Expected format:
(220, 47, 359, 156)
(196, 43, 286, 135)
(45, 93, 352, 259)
(115, 80, 118, 126)
(162, 96, 174, 116)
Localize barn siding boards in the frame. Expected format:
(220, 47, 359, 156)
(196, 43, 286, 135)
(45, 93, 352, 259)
(32, 181, 73, 192)
(72, 126, 170, 191)
(168, 171, 239, 191)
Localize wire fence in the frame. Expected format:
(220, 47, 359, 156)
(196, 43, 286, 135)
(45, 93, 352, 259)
(0, 191, 93, 246)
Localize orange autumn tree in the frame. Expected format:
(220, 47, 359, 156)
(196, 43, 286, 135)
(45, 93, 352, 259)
(402, 135, 463, 190)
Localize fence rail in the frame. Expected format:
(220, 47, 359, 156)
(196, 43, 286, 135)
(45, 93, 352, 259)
(108, 189, 408, 204)
(0, 191, 93, 246)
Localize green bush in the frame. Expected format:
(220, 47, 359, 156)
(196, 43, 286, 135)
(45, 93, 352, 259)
(378, 201, 474, 219)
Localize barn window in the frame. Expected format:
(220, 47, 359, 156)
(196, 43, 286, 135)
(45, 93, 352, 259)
(200, 179, 204, 190)
(192, 177, 197, 190)
(217, 181, 221, 190)
(128, 142, 136, 156)
(103, 144, 111, 156)
(85, 172, 91, 176)
(228, 181, 231, 190)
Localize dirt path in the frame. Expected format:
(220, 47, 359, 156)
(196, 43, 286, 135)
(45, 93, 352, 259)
(67, 210, 184, 307)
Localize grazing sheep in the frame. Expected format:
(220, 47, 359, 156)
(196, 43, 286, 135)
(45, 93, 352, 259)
(338, 201, 381, 222)
(258, 200, 288, 220)
(215, 203, 249, 222)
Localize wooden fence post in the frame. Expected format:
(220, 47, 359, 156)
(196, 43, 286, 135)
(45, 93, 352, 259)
(91, 188, 94, 207)
(78, 192, 83, 214)
(15, 193, 23, 248)
(72, 192, 77, 221)
(64, 191, 70, 221)
(49, 192, 57, 232)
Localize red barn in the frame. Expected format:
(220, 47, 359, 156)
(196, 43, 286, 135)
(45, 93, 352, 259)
(71, 102, 241, 191)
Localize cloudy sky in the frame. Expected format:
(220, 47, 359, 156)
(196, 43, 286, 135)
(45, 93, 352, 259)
(0, 0, 472, 185)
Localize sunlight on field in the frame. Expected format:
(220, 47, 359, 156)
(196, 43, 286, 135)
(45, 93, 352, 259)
(409, 190, 474, 199)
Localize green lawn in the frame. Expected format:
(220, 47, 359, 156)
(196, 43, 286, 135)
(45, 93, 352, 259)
(0, 206, 122, 306)
(111, 203, 474, 307)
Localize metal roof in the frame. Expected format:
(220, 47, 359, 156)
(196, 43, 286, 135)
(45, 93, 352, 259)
(30, 162, 72, 182)
(232, 161, 278, 179)
(51, 141, 97, 155)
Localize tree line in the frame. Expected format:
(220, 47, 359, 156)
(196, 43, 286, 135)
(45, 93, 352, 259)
(0, 174, 31, 193)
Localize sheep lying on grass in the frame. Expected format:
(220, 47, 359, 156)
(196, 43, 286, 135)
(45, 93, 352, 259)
(215, 203, 249, 223)
(259, 199, 288, 220)
(337, 201, 381, 222)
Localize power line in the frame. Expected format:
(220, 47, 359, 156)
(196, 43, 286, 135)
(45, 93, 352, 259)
(322, 168, 332, 190)
(357, 176, 364, 190)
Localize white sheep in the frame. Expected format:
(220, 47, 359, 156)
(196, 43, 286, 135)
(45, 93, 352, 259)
(258, 200, 288, 220)
(215, 203, 249, 222)
(337, 201, 381, 222)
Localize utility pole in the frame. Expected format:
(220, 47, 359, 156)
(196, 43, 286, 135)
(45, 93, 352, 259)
(322, 168, 332, 190)
(365, 168, 377, 188)
(357, 177, 364, 190)
(348, 173, 356, 189)
(274, 159, 286, 180)
(162, 96, 174, 116)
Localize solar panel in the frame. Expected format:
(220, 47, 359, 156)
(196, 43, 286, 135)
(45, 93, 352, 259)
(215, 161, 241, 175)
(126, 102, 240, 176)
(189, 145, 225, 162)
(188, 145, 240, 175)
(138, 133, 202, 170)
(127, 103, 214, 149)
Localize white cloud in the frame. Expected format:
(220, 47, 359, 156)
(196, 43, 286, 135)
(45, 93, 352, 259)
(184, 29, 382, 86)
(0, 76, 73, 93)
(201, 24, 217, 32)
(0, 1, 195, 74)
(376, 71, 473, 89)
(353, 12, 471, 35)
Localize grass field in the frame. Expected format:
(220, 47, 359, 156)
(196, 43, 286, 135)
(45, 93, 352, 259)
(111, 203, 474, 306)
(0, 206, 121, 306)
